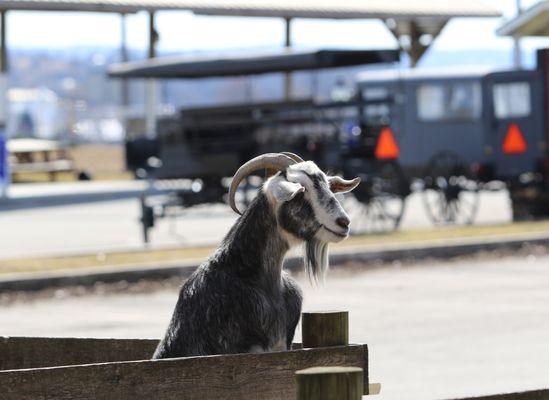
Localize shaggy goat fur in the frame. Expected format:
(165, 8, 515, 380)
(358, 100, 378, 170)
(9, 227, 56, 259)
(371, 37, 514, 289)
(153, 161, 358, 358)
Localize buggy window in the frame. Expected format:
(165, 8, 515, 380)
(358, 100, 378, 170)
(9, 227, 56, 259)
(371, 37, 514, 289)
(416, 82, 482, 122)
(493, 82, 531, 119)
(363, 87, 389, 100)
(362, 86, 391, 124)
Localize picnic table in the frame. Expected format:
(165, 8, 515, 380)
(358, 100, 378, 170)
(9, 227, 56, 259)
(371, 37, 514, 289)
(7, 138, 76, 181)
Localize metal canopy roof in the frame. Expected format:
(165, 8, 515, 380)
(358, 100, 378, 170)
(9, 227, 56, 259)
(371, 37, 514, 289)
(0, 0, 501, 17)
(497, 1, 549, 37)
(108, 48, 399, 79)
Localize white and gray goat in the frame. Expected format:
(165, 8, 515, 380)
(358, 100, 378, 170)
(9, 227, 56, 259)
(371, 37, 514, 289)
(153, 152, 360, 359)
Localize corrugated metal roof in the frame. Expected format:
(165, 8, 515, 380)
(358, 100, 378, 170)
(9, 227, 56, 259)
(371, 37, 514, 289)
(497, 1, 549, 37)
(0, 0, 501, 18)
(108, 48, 399, 78)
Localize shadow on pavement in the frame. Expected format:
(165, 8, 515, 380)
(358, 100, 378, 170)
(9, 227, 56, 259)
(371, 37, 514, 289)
(0, 191, 142, 212)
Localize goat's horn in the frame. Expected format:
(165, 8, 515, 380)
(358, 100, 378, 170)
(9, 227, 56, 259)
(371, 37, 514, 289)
(281, 152, 305, 163)
(229, 153, 297, 215)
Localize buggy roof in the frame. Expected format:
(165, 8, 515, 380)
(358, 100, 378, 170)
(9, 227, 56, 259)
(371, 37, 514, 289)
(108, 48, 399, 79)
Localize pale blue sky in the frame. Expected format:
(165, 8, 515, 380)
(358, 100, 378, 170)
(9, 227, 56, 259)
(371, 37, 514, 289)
(6, 0, 549, 57)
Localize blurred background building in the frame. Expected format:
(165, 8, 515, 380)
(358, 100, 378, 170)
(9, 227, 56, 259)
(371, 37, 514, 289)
(0, 0, 542, 146)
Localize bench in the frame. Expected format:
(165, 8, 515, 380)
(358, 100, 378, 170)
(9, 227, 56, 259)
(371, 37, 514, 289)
(7, 138, 76, 181)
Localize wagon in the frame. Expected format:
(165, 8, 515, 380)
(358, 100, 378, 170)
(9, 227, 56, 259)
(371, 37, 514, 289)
(355, 57, 548, 225)
(109, 48, 407, 241)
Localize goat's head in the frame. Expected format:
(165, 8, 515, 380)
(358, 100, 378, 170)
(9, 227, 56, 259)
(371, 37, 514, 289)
(229, 152, 360, 281)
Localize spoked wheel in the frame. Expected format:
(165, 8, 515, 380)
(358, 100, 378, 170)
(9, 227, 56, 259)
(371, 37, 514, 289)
(345, 160, 409, 234)
(422, 151, 480, 225)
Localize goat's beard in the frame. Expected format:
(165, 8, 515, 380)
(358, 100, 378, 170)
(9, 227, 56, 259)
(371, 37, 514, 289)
(304, 239, 329, 284)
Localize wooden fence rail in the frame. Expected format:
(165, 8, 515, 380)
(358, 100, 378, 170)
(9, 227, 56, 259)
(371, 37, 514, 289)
(296, 366, 364, 400)
(0, 339, 368, 400)
(0, 336, 158, 370)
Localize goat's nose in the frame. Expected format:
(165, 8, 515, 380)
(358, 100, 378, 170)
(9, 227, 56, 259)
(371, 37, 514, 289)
(336, 216, 350, 229)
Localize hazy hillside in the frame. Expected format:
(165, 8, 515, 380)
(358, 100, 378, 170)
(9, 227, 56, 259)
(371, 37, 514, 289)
(5, 45, 530, 141)
(9, 45, 526, 109)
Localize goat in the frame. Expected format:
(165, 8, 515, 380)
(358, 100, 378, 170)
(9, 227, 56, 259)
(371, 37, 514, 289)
(153, 152, 360, 359)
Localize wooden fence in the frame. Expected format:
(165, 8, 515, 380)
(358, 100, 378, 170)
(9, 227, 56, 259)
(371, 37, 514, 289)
(0, 311, 372, 400)
(3, 309, 543, 400)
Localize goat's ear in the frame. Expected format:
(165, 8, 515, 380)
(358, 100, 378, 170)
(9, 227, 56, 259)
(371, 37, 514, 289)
(270, 180, 305, 203)
(328, 176, 361, 193)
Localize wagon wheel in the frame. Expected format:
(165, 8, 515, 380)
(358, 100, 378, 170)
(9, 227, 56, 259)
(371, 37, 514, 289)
(422, 151, 480, 225)
(345, 161, 409, 234)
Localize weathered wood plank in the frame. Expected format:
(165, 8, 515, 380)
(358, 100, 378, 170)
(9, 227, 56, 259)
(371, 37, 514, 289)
(302, 311, 349, 348)
(0, 336, 158, 370)
(296, 366, 363, 400)
(447, 390, 549, 400)
(0, 344, 367, 400)
(363, 342, 370, 395)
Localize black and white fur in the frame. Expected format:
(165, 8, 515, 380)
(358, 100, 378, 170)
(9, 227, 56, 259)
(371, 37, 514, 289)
(153, 161, 359, 359)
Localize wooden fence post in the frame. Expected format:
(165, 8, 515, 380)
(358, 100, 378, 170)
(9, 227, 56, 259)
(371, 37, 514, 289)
(295, 366, 363, 400)
(301, 311, 349, 348)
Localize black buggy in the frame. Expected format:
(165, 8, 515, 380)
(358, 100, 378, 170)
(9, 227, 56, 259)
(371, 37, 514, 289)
(110, 49, 410, 241)
(355, 59, 549, 226)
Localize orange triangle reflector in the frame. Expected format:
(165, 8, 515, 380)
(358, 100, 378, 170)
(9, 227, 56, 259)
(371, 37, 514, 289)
(375, 127, 400, 160)
(502, 123, 528, 155)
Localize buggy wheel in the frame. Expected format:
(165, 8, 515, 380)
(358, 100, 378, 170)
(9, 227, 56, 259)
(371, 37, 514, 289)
(422, 151, 480, 225)
(345, 161, 409, 234)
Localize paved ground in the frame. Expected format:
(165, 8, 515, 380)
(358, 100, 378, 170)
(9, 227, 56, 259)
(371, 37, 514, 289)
(0, 180, 512, 259)
(1, 254, 548, 400)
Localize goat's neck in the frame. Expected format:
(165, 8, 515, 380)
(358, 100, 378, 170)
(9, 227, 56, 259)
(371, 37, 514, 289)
(219, 192, 289, 286)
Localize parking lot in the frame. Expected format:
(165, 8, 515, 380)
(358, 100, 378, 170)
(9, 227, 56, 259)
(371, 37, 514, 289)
(1, 252, 548, 400)
(0, 181, 512, 259)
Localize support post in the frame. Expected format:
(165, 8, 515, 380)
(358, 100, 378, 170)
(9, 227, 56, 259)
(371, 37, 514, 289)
(120, 13, 130, 138)
(513, 36, 522, 69)
(513, 0, 522, 69)
(408, 21, 422, 68)
(0, 10, 9, 198)
(284, 16, 291, 48)
(145, 10, 158, 138)
(283, 17, 292, 100)
(296, 366, 363, 400)
(0, 10, 6, 73)
(148, 11, 157, 60)
(300, 311, 380, 396)
(301, 311, 349, 348)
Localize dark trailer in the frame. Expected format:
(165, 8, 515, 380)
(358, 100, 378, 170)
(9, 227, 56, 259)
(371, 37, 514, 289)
(356, 67, 546, 180)
(355, 58, 549, 223)
(111, 48, 398, 178)
(109, 48, 403, 241)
